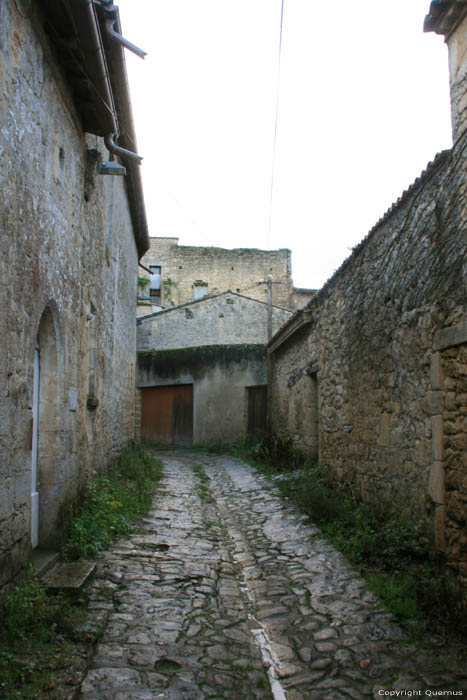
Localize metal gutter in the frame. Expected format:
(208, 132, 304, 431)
(95, 1, 149, 257)
(66, 0, 118, 136)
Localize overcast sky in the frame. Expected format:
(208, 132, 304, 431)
(117, 0, 453, 289)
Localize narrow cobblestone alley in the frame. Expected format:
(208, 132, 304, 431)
(79, 451, 467, 700)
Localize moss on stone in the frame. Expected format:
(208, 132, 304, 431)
(137, 344, 266, 379)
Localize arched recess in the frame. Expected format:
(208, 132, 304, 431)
(31, 303, 64, 549)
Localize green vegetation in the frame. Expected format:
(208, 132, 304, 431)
(62, 444, 163, 560)
(137, 276, 149, 288)
(192, 463, 213, 503)
(0, 444, 163, 699)
(0, 569, 90, 699)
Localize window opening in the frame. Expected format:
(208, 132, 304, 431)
(149, 265, 161, 304)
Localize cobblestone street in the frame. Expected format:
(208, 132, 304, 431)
(79, 451, 467, 700)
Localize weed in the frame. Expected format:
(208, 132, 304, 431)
(192, 464, 213, 503)
(248, 443, 466, 639)
(61, 444, 163, 560)
(0, 443, 163, 700)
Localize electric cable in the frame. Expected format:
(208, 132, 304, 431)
(267, 0, 285, 250)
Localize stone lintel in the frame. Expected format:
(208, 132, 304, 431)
(433, 321, 467, 351)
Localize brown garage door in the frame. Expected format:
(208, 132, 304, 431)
(141, 384, 193, 445)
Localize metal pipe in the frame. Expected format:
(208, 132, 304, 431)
(105, 17, 147, 59)
(138, 262, 153, 274)
(104, 132, 143, 163)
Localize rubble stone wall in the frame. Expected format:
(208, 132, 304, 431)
(271, 135, 467, 591)
(0, 4, 138, 586)
(139, 239, 305, 310)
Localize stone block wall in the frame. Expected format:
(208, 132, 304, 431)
(137, 293, 292, 351)
(138, 238, 313, 311)
(0, 4, 139, 586)
(271, 134, 467, 591)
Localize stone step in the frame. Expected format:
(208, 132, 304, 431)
(41, 561, 96, 591)
(30, 549, 60, 578)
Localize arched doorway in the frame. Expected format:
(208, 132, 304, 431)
(31, 305, 62, 549)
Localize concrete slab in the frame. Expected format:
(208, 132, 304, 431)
(30, 549, 60, 578)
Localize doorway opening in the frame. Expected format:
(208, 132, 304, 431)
(31, 305, 62, 549)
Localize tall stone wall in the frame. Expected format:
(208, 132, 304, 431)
(137, 293, 292, 351)
(271, 135, 467, 591)
(0, 3, 139, 586)
(138, 238, 312, 311)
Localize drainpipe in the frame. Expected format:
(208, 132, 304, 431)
(104, 132, 143, 163)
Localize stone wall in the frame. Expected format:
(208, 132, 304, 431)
(270, 134, 467, 591)
(138, 238, 314, 312)
(137, 292, 293, 351)
(0, 3, 139, 586)
(447, 12, 467, 141)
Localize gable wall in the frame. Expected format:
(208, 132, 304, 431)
(137, 294, 292, 351)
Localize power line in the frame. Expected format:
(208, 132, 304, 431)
(267, 0, 285, 250)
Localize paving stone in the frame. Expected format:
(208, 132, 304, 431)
(78, 450, 467, 700)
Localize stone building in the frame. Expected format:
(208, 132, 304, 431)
(137, 237, 314, 315)
(0, 0, 148, 586)
(269, 0, 467, 596)
(137, 292, 292, 445)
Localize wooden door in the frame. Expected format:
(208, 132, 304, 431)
(247, 385, 267, 440)
(141, 385, 193, 445)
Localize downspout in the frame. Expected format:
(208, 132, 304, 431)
(104, 132, 143, 163)
(69, 0, 143, 163)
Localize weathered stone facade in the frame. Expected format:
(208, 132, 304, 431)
(0, 0, 148, 586)
(137, 237, 314, 314)
(270, 2, 467, 595)
(137, 291, 292, 351)
(136, 294, 292, 444)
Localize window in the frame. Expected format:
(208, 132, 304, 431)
(149, 265, 161, 304)
(193, 282, 208, 300)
